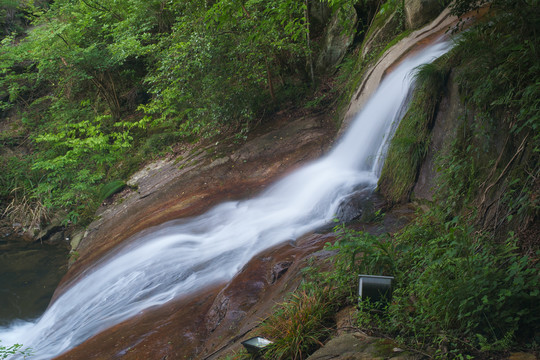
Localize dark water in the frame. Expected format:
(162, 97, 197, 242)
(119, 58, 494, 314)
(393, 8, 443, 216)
(0, 237, 68, 326)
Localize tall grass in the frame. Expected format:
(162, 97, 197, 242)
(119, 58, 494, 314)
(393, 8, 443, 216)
(260, 287, 337, 360)
(3, 192, 50, 235)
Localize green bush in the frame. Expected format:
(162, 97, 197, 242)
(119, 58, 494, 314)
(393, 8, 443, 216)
(327, 215, 540, 357)
(388, 218, 539, 354)
(141, 132, 182, 156)
(330, 224, 398, 277)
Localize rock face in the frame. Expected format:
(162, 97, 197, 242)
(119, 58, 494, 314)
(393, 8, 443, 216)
(404, 0, 445, 30)
(306, 332, 420, 360)
(335, 188, 377, 223)
(361, 11, 402, 58)
(413, 73, 466, 201)
(316, 4, 358, 74)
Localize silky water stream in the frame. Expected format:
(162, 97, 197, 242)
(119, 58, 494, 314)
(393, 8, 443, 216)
(0, 40, 451, 359)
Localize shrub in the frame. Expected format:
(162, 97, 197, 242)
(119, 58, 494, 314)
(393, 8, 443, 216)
(328, 215, 540, 357)
(0, 341, 32, 359)
(388, 218, 539, 354)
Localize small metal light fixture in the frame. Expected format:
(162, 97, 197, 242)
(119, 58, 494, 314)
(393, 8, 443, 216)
(241, 336, 273, 356)
(358, 274, 394, 303)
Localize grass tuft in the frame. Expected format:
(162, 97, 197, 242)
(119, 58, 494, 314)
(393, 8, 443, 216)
(260, 287, 336, 360)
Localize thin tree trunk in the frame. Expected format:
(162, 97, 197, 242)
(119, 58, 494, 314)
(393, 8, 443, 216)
(265, 58, 275, 101)
(305, 0, 315, 84)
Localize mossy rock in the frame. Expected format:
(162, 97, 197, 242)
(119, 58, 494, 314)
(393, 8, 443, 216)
(306, 333, 419, 359)
(361, 6, 404, 59)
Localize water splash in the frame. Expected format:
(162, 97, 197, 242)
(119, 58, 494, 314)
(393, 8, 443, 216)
(0, 40, 451, 359)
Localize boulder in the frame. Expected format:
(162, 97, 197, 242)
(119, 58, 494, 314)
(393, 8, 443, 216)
(306, 332, 420, 360)
(335, 187, 374, 223)
(316, 4, 358, 74)
(404, 0, 445, 30)
(361, 11, 402, 58)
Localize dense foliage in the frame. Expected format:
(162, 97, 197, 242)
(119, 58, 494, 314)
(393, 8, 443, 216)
(0, 0, 364, 228)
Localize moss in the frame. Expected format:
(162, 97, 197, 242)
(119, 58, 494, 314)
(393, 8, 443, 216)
(172, 155, 184, 165)
(372, 338, 398, 357)
(378, 59, 450, 203)
(377, 28, 412, 57)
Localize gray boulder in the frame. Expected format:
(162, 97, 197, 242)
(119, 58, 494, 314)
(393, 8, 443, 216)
(404, 0, 445, 29)
(316, 4, 358, 74)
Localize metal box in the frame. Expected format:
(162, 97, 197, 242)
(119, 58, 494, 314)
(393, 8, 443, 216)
(241, 336, 273, 355)
(358, 274, 394, 303)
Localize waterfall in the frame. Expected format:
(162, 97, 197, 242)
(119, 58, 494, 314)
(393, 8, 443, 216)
(0, 40, 451, 359)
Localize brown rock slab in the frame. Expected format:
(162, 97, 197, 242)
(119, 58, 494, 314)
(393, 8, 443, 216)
(56, 232, 337, 360)
(307, 333, 420, 360)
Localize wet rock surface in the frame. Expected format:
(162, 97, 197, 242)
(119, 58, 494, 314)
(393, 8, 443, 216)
(335, 187, 376, 223)
(58, 114, 336, 295)
(56, 204, 417, 359)
(56, 232, 338, 360)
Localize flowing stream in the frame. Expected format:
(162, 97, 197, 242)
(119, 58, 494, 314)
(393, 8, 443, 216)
(0, 40, 451, 359)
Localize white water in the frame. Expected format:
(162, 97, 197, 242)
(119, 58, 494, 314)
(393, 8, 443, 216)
(0, 40, 451, 359)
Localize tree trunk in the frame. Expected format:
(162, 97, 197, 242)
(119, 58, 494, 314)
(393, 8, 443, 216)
(265, 59, 276, 101)
(305, 0, 315, 84)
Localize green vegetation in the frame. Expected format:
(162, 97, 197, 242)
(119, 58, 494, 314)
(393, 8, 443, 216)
(0, 341, 32, 359)
(331, 216, 538, 357)
(99, 180, 127, 203)
(240, 0, 539, 358)
(379, 58, 450, 203)
(0, 0, 368, 229)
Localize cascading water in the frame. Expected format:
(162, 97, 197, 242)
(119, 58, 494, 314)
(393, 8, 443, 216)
(0, 39, 451, 359)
